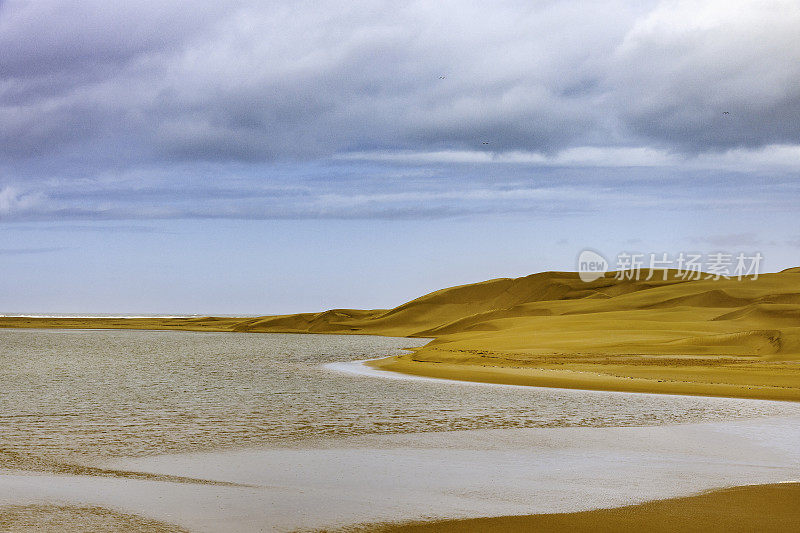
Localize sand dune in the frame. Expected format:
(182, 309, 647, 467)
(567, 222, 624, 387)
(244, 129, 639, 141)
(3, 269, 800, 400)
(344, 483, 800, 533)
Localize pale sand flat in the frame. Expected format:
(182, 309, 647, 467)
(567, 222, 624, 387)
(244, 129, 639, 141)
(2, 413, 799, 532)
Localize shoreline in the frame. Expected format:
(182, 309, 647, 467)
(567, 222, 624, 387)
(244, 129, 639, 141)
(5, 416, 800, 532)
(329, 357, 799, 404)
(331, 356, 800, 531)
(2, 270, 800, 408)
(4, 319, 800, 404)
(367, 354, 800, 402)
(341, 482, 800, 533)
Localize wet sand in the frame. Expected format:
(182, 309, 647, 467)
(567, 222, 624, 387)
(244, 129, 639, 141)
(0, 504, 188, 533)
(2, 413, 799, 531)
(366, 354, 800, 402)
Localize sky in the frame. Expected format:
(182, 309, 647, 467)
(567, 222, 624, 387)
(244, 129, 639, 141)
(1, 0, 799, 314)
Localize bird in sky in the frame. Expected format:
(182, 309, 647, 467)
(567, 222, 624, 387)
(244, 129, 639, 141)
(439, 76, 446, 79)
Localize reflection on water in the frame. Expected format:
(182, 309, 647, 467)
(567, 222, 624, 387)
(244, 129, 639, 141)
(1, 328, 799, 461)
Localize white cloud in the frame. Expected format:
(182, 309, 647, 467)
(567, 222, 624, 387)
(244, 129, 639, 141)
(608, 0, 800, 149)
(336, 143, 800, 170)
(0, 186, 43, 216)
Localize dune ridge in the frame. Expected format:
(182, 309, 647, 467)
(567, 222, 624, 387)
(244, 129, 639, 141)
(3, 269, 800, 400)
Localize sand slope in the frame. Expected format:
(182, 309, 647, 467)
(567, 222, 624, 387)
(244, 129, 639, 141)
(344, 483, 800, 533)
(3, 269, 800, 400)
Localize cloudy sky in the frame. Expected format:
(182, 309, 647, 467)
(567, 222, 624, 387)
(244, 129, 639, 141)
(1, 0, 799, 313)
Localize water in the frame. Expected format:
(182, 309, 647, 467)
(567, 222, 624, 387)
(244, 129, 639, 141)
(1, 328, 798, 462)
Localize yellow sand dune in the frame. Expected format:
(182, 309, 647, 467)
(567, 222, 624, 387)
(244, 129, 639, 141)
(2, 269, 800, 400)
(342, 483, 800, 533)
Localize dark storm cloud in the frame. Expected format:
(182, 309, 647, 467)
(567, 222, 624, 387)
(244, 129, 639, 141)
(606, 1, 800, 151)
(3, 0, 798, 163)
(0, 0, 798, 221)
(0, 0, 636, 164)
(0, 0, 231, 159)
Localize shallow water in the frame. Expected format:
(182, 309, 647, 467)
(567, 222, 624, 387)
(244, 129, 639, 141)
(1, 328, 799, 462)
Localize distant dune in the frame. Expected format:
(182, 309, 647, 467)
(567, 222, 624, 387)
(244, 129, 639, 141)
(3, 269, 800, 400)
